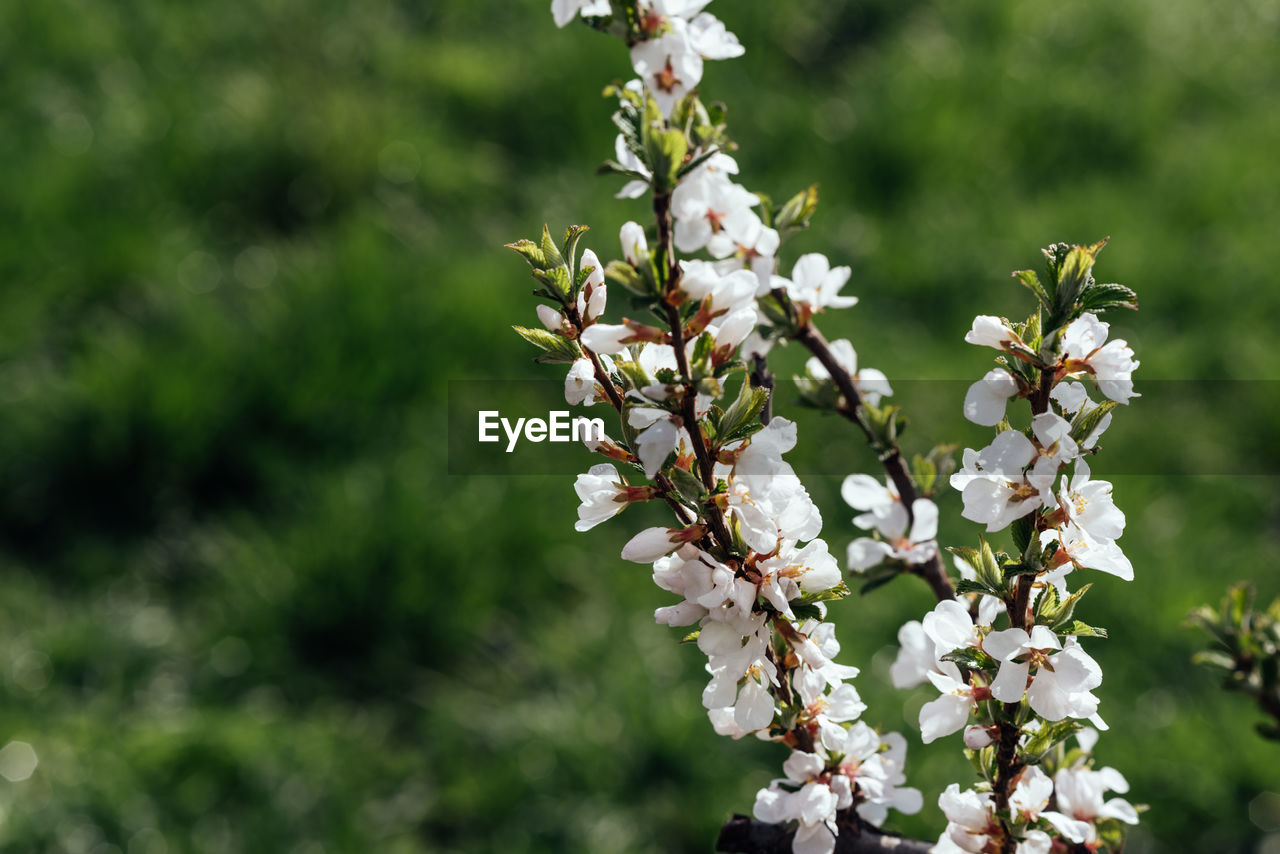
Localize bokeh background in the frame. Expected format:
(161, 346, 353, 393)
(2, 0, 1278, 851)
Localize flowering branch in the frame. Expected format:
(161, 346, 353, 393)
(1188, 582, 1280, 741)
(506, 5, 1146, 854)
(790, 320, 955, 604)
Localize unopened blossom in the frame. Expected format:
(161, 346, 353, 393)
(805, 339, 893, 407)
(551, 0, 611, 28)
(963, 725, 996, 749)
(1053, 766, 1140, 839)
(622, 525, 697, 563)
(1008, 766, 1090, 843)
(985, 626, 1103, 721)
(964, 315, 1023, 351)
(536, 303, 563, 332)
(963, 368, 1020, 427)
(577, 248, 607, 321)
(774, 253, 858, 311)
(619, 220, 648, 266)
(580, 322, 634, 354)
(1060, 312, 1140, 404)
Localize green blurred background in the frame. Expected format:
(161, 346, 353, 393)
(2, 0, 1278, 851)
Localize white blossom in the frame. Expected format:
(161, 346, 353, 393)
(774, 253, 858, 311)
(1060, 312, 1139, 404)
(963, 368, 1019, 427)
(985, 627, 1103, 721)
(551, 0, 611, 28)
(1008, 766, 1090, 843)
(572, 463, 627, 531)
(964, 315, 1023, 351)
(1053, 766, 1140, 840)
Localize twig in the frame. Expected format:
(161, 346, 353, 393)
(790, 320, 955, 603)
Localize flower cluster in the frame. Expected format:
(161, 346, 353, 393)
(888, 241, 1143, 851)
(520, 6, 1141, 854)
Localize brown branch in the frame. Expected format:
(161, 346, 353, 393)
(717, 814, 934, 854)
(791, 320, 955, 603)
(652, 191, 737, 555)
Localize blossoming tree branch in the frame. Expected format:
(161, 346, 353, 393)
(505, 2, 1146, 851)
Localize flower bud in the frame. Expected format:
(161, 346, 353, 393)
(963, 725, 996, 750)
(620, 221, 648, 266)
(536, 304, 563, 332)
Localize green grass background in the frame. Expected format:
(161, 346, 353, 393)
(1, 0, 1278, 851)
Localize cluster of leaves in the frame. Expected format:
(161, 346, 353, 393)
(1188, 583, 1280, 740)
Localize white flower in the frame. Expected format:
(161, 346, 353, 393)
(573, 463, 628, 531)
(628, 406, 682, 477)
(919, 662, 978, 744)
(565, 356, 609, 406)
(1047, 523, 1134, 581)
(1053, 766, 1140, 839)
(1051, 381, 1112, 448)
(936, 784, 996, 853)
(985, 627, 1103, 721)
(686, 11, 744, 59)
(1060, 312, 1140, 403)
(841, 475, 936, 569)
(774, 253, 858, 311)
(1054, 460, 1125, 543)
(964, 315, 1023, 351)
(949, 430, 1041, 532)
(890, 620, 936, 689)
(963, 368, 1019, 427)
(630, 30, 703, 116)
(673, 176, 761, 255)
(1008, 766, 1091, 843)
(551, 0, 611, 28)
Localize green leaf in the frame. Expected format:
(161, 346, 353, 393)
(954, 579, 998, 597)
(1011, 515, 1034, 558)
(1047, 582, 1092, 629)
(1070, 400, 1119, 444)
(716, 378, 770, 446)
(910, 454, 937, 495)
(646, 128, 689, 194)
(941, 648, 998, 671)
(1077, 282, 1138, 314)
(1023, 719, 1084, 762)
(539, 224, 565, 272)
(511, 325, 582, 364)
(1191, 650, 1236, 671)
(800, 581, 852, 604)
(1013, 269, 1052, 311)
(669, 466, 706, 504)
(791, 602, 823, 622)
(1056, 620, 1108, 639)
(562, 224, 590, 274)
(774, 184, 820, 236)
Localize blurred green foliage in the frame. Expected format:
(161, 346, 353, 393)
(0, 0, 1278, 852)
